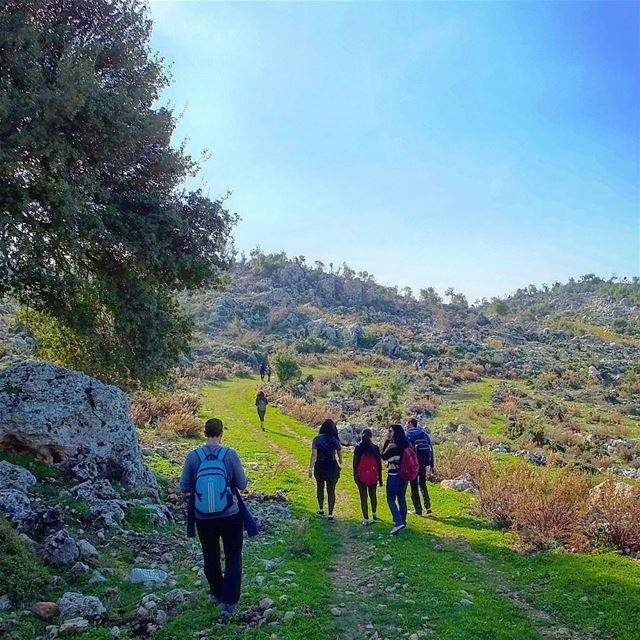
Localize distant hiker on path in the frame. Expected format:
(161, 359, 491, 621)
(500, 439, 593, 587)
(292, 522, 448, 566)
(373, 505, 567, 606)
(255, 391, 268, 431)
(353, 428, 383, 526)
(381, 424, 415, 534)
(405, 418, 435, 516)
(309, 419, 342, 520)
(180, 418, 248, 617)
(259, 361, 268, 381)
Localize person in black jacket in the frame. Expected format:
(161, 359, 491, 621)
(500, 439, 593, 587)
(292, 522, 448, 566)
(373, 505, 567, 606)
(308, 419, 343, 520)
(352, 428, 383, 526)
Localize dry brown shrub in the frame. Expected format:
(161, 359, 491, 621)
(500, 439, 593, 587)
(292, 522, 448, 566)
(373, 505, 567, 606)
(187, 362, 230, 381)
(478, 465, 590, 549)
(268, 306, 290, 328)
(157, 412, 203, 438)
(583, 480, 640, 552)
(236, 330, 262, 349)
(307, 379, 330, 397)
(436, 445, 493, 482)
(131, 392, 202, 428)
(409, 396, 438, 415)
(277, 394, 341, 426)
(231, 363, 253, 378)
(335, 362, 357, 379)
(500, 397, 522, 419)
(469, 404, 493, 419)
(298, 353, 321, 367)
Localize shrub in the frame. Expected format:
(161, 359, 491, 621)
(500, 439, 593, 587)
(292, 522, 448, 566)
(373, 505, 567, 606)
(231, 363, 253, 378)
(436, 446, 493, 482)
(277, 393, 341, 426)
(273, 348, 302, 384)
(584, 480, 640, 552)
(0, 516, 50, 602)
(157, 412, 203, 438)
(131, 391, 202, 428)
(477, 465, 591, 549)
(295, 335, 327, 354)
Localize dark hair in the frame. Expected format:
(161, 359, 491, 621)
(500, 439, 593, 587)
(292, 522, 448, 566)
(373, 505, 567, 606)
(205, 418, 224, 438)
(389, 424, 409, 451)
(361, 428, 373, 444)
(408, 417, 418, 428)
(319, 419, 338, 438)
(256, 391, 266, 399)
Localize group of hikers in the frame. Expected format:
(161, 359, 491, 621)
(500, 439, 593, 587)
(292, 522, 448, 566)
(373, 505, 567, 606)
(180, 406, 435, 616)
(309, 417, 434, 533)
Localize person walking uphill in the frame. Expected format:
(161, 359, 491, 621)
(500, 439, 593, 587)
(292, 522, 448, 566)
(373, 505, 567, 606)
(405, 418, 435, 516)
(181, 418, 248, 617)
(255, 391, 268, 431)
(353, 428, 383, 526)
(309, 419, 342, 520)
(381, 424, 413, 534)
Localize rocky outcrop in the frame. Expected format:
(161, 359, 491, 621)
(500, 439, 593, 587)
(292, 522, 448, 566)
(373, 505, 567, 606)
(0, 361, 156, 489)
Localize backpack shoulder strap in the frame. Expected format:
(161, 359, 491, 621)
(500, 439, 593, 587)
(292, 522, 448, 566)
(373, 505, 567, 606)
(218, 447, 229, 462)
(195, 448, 206, 463)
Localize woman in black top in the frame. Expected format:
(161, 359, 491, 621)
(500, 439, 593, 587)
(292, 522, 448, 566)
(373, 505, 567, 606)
(381, 424, 411, 534)
(353, 428, 383, 526)
(308, 419, 342, 520)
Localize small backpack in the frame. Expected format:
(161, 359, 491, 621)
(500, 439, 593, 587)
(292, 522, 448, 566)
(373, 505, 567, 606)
(414, 432, 433, 466)
(356, 452, 379, 486)
(399, 447, 420, 482)
(194, 447, 233, 517)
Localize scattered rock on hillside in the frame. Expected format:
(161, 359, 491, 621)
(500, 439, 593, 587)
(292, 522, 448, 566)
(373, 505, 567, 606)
(128, 568, 169, 584)
(372, 334, 401, 357)
(337, 422, 357, 446)
(440, 474, 477, 493)
(0, 487, 32, 522)
(32, 601, 59, 619)
(0, 361, 156, 489)
(43, 529, 80, 565)
(0, 460, 37, 491)
(58, 592, 106, 621)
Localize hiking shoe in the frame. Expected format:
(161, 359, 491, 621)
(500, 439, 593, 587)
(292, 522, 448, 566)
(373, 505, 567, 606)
(425, 508, 432, 515)
(362, 519, 371, 526)
(316, 510, 325, 517)
(220, 603, 236, 618)
(327, 514, 335, 521)
(372, 512, 378, 521)
(210, 595, 221, 604)
(390, 524, 405, 535)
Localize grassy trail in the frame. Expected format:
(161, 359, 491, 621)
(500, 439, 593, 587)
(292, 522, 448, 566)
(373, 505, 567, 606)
(153, 375, 638, 640)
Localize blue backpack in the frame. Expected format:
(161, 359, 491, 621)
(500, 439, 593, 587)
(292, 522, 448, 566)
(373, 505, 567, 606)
(194, 447, 233, 517)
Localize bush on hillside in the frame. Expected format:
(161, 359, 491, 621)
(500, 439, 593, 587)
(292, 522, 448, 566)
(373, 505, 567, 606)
(295, 335, 328, 354)
(436, 446, 493, 483)
(584, 479, 640, 552)
(273, 348, 302, 384)
(157, 412, 203, 438)
(131, 391, 202, 428)
(0, 516, 50, 602)
(277, 393, 341, 426)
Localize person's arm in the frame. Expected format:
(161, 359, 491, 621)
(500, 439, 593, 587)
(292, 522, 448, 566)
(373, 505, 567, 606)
(380, 444, 398, 461)
(309, 444, 317, 478)
(375, 446, 383, 485)
(353, 446, 360, 482)
(335, 440, 343, 466)
(228, 450, 248, 491)
(180, 452, 195, 514)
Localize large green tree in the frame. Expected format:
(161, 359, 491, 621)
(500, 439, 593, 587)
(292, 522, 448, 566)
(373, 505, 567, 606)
(0, 0, 237, 384)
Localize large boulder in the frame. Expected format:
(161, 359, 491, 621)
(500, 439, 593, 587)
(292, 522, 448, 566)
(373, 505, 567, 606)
(58, 592, 106, 621)
(43, 528, 80, 565)
(0, 361, 155, 488)
(0, 488, 32, 522)
(372, 334, 401, 357)
(0, 461, 37, 492)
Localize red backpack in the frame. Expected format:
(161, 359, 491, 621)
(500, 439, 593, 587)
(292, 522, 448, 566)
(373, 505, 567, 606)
(399, 447, 419, 482)
(356, 452, 379, 487)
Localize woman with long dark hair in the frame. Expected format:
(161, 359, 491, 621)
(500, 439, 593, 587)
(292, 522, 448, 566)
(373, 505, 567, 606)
(308, 419, 342, 520)
(255, 391, 268, 431)
(353, 428, 382, 526)
(381, 424, 410, 534)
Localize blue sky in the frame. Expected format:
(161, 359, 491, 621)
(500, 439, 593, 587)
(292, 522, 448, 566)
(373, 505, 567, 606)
(149, 1, 640, 301)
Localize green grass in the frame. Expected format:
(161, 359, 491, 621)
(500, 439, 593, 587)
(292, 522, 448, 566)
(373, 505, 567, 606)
(2, 374, 637, 639)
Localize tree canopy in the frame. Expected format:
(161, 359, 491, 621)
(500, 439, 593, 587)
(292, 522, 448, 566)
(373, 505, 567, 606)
(0, 0, 237, 384)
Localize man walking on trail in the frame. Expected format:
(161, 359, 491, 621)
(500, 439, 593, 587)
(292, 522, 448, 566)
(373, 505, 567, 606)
(405, 418, 435, 515)
(181, 418, 248, 617)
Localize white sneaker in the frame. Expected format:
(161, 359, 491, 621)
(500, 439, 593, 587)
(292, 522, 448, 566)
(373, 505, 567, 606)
(327, 514, 335, 521)
(390, 524, 404, 535)
(362, 519, 371, 526)
(372, 512, 378, 521)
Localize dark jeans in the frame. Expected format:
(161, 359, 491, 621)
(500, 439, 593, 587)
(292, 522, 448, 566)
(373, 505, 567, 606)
(410, 465, 432, 514)
(195, 513, 244, 605)
(386, 473, 408, 527)
(356, 482, 378, 519)
(314, 471, 338, 515)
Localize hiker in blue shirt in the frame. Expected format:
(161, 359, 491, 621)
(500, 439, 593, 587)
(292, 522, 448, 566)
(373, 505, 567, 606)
(181, 418, 248, 617)
(405, 418, 435, 515)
